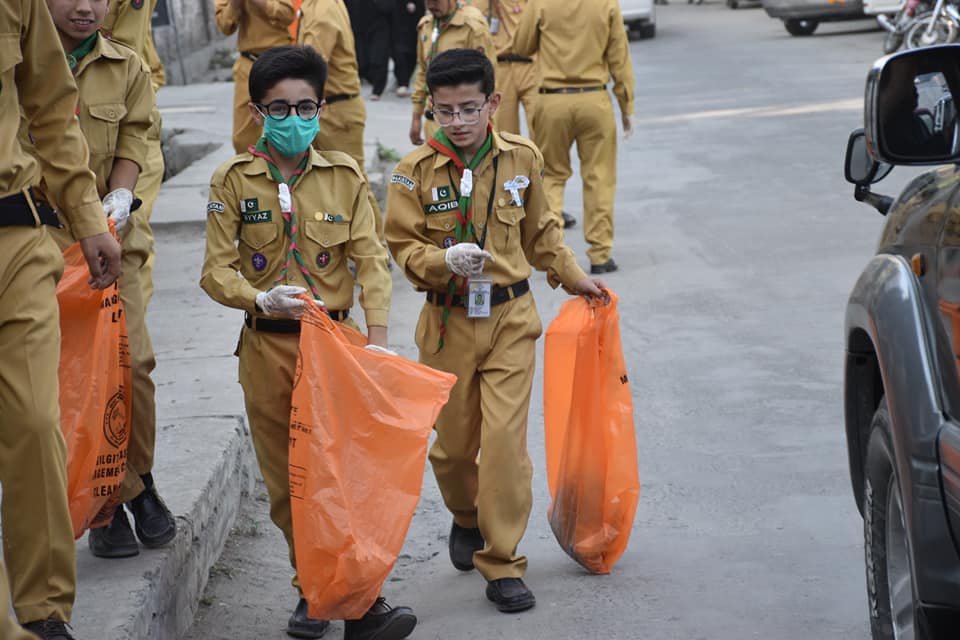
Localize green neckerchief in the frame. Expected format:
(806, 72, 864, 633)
(67, 33, 99, 72)
(429, 6, 460, 62)
(427, 127, 494, 351)
(252, 137, 310, 189)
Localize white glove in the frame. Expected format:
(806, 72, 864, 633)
(444, 242, 494, 278)
(255, 285, 307, 318)
(102, 188, 134, 232)
(365, 344, 398, 356)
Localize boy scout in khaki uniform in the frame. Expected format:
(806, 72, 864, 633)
(101, 0, 167, 306)
(514, 0, 635, 273)
(297, 0, 385, 238)
(201, 45, 416, 640)
(33, 0, 178, 558)
(409, 0, 496, 146)
(215, 0, 296, 154)
(1, 1, 122, 638)
(386, 48, 605, 614)
(465, 0, 538, 136)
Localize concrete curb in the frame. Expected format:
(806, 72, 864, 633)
(71, 416, 256, 640)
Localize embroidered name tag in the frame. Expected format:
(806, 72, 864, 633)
(207, 201, 225, 214)
(242, 210, 272, 224)
(424, 200, 458, 214)
(391, 174, 416, 191)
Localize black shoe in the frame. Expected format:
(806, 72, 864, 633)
(561, 211, 576, 229)
(88, 505, 139, 558)
(126, 474, 176, 547)
(448, 521, 484, 571)
(22, 618, 75, 640)
(590, 258, 619, 274)
(485, 578, 536, 613)
(286, 598, 329, 639)
(343, 597, 416, 640)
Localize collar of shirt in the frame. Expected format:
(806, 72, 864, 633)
(241, 145, 334, 180)
(431, 129, 518, 170)
(74, 34, 131, 75)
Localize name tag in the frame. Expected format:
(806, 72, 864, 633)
(467, 276, 492, 319)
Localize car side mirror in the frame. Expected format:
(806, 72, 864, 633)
(866, 44, 960, 165)
(845, 128, 893, 185)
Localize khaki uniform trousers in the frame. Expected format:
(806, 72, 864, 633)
(495, 60, 539, 137)
(237, 316, 362, 585)
(0, 559, 35, 639)
(313, 98, 385, 239)
(134, 111, 165, 307)
(416, 293, 540, 581)
(0, 226, 75, 624)
(534, 90, 617, 265)
(231, 56, 260, 155)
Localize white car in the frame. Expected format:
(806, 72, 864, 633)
(620, 0, 656, 39)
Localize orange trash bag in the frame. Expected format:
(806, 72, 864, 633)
(543, 290, 639, 574)
(289, 304, 457, 620)
(56, 237, 132, 539)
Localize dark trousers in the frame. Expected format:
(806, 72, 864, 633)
(391, 0, 422, 87)
(367, 3, 393, 95)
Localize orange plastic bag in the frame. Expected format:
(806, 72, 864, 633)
(289, 305, 457, 620)
(56, 239, 132, 539)
(543, 290, 639, 574)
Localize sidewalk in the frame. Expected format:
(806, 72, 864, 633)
(68, 82, 423, 640)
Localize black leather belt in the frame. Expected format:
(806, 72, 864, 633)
(0, 189, 61, 228)
(245, 309, 349, 333)
(325, 93, 357, 105)
(497, 54, 533, 63)
(426, 279, 529, 308)
(539, 85, 605, 94)
(240, 51, 259, 62)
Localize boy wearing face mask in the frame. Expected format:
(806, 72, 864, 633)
(200, 45, 413, 640)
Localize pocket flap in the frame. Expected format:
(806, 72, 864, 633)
(0, 34, 22, 74)
(425, 213, 458, 233)
(495, 206, 526, 226)
(87, 103, 127, 122)
(240, 222, 278, 249)
(305, 219, 349, 247)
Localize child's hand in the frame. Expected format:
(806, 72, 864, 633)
(573, 277, 608, 301)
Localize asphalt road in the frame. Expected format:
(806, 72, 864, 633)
(184, 6, 904, 639)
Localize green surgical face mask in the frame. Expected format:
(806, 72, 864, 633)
(263, 115, 319, 157)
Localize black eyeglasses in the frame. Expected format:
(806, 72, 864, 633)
(434, 98, 490, 126)
(255, 99, 322, 121)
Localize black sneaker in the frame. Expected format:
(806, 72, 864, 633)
(485, 578, 536, 613)
(88, 505, 139, 558)
(448, 520, 484, 571)
(21, 618, 75, 640)
(561, 211, 577, 229)
(590, 258, 619, 274)
(126, 473, 176, 547)
(286, 598, 329, 639)
(343, 597, 416, 640)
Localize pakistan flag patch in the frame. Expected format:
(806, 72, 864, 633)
(240, 197, 259, 212)
(242, 210, 272, 224)
(431, 185, 451, 201)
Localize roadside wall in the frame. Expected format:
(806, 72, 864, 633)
(152, 0, 233, 85)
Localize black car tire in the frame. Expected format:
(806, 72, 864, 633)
(639, 23, 656, 39)
(784, 19, 819, 36)
(863, 400, 921, 640)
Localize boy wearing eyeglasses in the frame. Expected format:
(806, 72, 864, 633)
(385, 48, 606, 614)
(200, 45, 413, 640)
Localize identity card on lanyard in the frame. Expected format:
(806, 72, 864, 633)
(467, 275, 492, 318)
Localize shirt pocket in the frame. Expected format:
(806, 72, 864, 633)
(425, 212, 459, 247)
(303, 219, 349, 271)
(492, 205, 526, 253)
(0, 35, 22, 121)
(85, 102, 127, 156)
(240, 220, 279, 250)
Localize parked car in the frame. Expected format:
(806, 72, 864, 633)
(620, 0, 656, 39)
(843, 44, 960, 639)
(762, 0, 865, 35)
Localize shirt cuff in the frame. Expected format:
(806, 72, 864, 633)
(115, 133, 148, 171)
(65, 201, 110, 240)
(363, 308, 390, 327)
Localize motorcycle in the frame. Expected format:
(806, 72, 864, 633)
(903, 0, 960, 49)
(877, 0, 930, 53)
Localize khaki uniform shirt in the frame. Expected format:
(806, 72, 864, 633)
(296, 0, 360, 97)
(412, 6, 496, 114)
(513, 0, 635, 116)
(385, 131, 586, 292)
(101, 0, 167, 89)
(1, 0, 107, 239)
(201, 149, 391, 326)
(464, 0, 532, 58)
(215, 0, 296, 54)
(71, 36, 154, 198)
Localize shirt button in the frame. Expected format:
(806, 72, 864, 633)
(443, 222, 451, 230)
